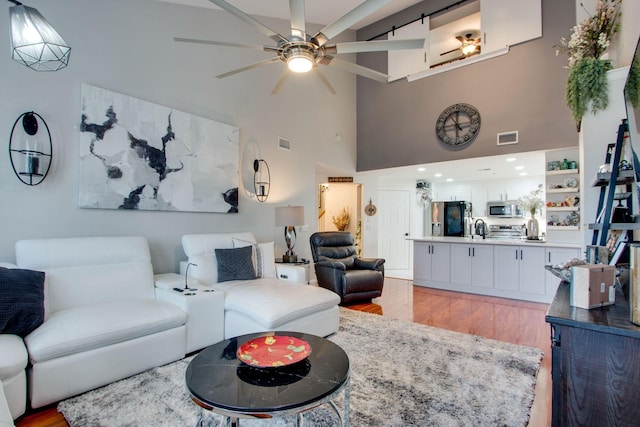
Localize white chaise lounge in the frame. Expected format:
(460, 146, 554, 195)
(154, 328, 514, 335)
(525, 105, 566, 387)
(180, 232, 340, 339)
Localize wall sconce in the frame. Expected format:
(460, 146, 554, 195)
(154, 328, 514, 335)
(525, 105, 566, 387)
(8, 0, 71, 71)
(9, 111, 52, 186)
(253, 159, 270, 202)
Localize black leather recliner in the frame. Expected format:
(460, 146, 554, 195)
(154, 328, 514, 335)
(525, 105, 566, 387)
(309, 231, 385, 305)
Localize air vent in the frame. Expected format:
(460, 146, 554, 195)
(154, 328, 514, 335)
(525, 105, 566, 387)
(278, 137, 291, 151)
(497, 131, 518, 146)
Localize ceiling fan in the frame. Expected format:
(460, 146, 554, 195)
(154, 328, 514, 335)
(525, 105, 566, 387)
(174, 0, 425, 94)
(439, 33, 481, 57)
(430, 32, 481, 69)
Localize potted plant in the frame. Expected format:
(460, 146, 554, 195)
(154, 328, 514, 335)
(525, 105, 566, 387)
(556, 0, 622, 131)
(519, 185, 545, 240)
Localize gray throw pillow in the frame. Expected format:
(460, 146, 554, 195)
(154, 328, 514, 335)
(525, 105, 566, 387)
(215, 246, 257, 282)
(0, 267, 45, 337)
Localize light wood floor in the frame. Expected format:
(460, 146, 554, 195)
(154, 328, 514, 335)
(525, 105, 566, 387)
(15, 277, 551, 427)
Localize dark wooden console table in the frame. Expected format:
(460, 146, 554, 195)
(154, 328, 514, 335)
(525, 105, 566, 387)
(546, 283, 640, 426)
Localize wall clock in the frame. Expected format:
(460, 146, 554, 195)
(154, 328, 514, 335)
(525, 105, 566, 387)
(435, 103, 481, 147)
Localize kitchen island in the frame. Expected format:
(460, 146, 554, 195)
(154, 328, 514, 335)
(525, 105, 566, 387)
(411, 236, 581, 303)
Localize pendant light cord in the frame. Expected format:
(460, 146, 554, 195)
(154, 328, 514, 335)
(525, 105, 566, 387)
(7, 0, 23, 5)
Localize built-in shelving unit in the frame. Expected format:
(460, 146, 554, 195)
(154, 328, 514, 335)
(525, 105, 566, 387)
(545, 160, 580, 229)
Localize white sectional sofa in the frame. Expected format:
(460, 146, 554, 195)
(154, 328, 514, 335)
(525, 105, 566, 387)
(179, 232, 340, 339)
(14, 236, 188, 409)
(0, 232, 340, 421)
(0, 263, 32, 423)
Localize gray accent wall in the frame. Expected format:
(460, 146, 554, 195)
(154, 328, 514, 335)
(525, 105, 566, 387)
(0, 0, 357, 271)
(356, 0, 578, 171)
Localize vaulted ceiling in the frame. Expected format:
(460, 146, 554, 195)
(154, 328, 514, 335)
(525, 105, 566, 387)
(155, 0, 424, 29)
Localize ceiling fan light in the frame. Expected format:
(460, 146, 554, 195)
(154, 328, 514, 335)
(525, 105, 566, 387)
(287, 50, 313, 73)
(461, 43, 477, 56)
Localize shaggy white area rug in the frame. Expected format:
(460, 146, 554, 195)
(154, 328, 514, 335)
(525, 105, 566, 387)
(59, 308, 542, 426)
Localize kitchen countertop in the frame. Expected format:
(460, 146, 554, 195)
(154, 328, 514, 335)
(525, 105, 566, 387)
(409, 235, 581, 249)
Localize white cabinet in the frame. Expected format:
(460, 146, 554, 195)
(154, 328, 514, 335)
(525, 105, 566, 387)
(544, 247, 581, 296)
(388, 19, 429, 82)
(480, 0, 542, 53)
(433, 185, 471, 202)
(450, 243, 494, 288)
(486, 182, 530, 202)
(494, 245, 546, 295)
(413, 241, 450, 284)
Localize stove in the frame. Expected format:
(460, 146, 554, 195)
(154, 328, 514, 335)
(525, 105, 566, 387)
(488, 224, 526, 239)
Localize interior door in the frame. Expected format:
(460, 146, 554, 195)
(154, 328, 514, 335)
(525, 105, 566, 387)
(378, 190, 411, 270)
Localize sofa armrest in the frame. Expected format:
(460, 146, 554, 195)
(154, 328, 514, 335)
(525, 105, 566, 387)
(275, 264, 308, 284)
(355, 258, 385, 271)
(0, 383, 14, 426)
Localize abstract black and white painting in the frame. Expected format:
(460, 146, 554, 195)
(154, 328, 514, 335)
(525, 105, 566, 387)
(79, 84, 239, 213)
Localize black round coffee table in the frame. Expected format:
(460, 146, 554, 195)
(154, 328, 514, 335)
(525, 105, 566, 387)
(185, 331, 350, 426)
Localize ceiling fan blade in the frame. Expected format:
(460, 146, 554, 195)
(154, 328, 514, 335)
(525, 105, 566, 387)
(324, 56, 388, 82)
(315, 68, 337, 95)
(271, 70, 289, 95)
(207, 0, 288, 44)
(431, 55, 465, 68)
(312, 0, 391, 47)
(440, 47, 460, 56)
(173, 37, 279, 53)
(335, 38, 424, 54)
(216, 57, 282, 79)
(289, 0, 306, 40)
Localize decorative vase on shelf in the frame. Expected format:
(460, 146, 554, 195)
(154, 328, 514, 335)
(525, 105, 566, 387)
(527, 213, 540, 240)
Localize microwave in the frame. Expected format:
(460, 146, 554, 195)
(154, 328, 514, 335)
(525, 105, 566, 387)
(487, 201, 523, 218)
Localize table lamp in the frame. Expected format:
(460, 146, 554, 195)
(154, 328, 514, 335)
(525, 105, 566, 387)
(275, 206, 305, 262)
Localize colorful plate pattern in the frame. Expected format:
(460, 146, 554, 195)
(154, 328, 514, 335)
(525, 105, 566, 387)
(237, 335, 311, 368)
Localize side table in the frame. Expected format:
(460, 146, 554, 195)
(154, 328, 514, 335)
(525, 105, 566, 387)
(275, 259, 310, 284)
(154, 273, 224, 353)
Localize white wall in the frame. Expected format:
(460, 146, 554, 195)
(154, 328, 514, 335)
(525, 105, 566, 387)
(0, 0, 358, 271)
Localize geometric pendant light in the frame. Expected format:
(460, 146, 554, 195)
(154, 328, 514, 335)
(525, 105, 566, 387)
(8, 1, 71, 71)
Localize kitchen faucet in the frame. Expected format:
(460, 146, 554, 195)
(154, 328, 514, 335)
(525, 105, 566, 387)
(474, 218, 486, 239)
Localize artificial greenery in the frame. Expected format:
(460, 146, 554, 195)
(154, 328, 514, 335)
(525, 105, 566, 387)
(555, 0, 622, 129)
(625, 55, 640, 108)
(565, 57, 613, 124)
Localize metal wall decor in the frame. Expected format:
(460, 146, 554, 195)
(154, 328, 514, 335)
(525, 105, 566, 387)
(9, 111, 52, 186)
(253, 159, 270, 202)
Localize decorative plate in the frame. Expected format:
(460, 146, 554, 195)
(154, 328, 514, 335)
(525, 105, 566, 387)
(237, 335, 311, 368)
(564, 178, 578, 188)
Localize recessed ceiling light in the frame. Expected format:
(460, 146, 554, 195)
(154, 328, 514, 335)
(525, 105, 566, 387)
(418, 167, 426, 172)
(446, 178, 453, 182)
(515, 165, 525, 170)
(519, 172, 528, 176)
(506, 157, 517, 162)
(434, 173, 442, 178)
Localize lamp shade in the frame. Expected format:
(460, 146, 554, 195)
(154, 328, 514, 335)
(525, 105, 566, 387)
(10, 5, 71, 71)
(276, 206, 305, 226)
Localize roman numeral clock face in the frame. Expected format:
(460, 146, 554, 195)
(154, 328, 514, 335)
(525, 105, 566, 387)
(435, 103, 481, 147)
